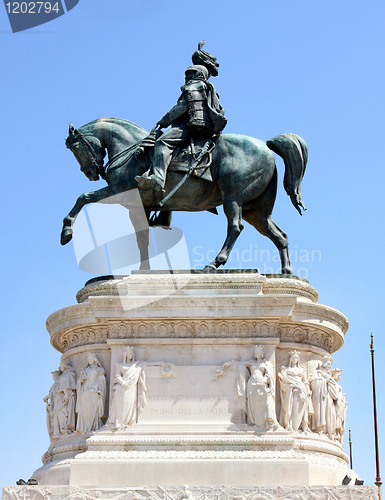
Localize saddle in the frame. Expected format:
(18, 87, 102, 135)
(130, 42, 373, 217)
(135, 130, 215, 183)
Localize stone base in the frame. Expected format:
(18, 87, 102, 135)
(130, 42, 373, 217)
(2, 485, 376, 500)
(30, 273, 354, 488)
(33, 428, 353, 487)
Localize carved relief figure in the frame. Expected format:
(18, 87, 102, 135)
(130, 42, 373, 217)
(331, 368, 347, 442)
(107, 347, 174, 429)
(57, 361, 76, 431)
(44, 362, 76, 440)
(310, 354, 334, 436)
(177, 486, 195, 500)
(107, 347, 147, 430)
(76, 353, 107, 433)
(278, 350, 313, 431)
(237, 346, 279, 429)
(44, 370, 59, 440)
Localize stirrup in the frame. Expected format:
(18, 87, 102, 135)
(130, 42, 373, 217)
(135, 174, 164, 192)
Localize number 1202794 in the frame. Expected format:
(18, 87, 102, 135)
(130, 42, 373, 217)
(5, 2, 60, 14)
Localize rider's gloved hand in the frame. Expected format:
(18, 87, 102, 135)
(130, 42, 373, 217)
(151, 122, 163, 135)
(154, 122, 164, 139)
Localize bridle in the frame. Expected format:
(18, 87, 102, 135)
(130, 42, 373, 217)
(67, 130, 107, 180)
(67, 124, 159, 180)
(67, 129, 145, 181)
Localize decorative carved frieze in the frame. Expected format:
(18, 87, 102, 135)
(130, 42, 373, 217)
(278, 325, 339, 353)
(3, 485, 376, 500)
(52, 326, 109, 352)
(109, 320, 279, 340)
(51, 321, 339, 354)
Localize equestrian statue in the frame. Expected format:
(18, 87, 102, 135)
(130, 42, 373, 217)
(61, 41, 308, 274)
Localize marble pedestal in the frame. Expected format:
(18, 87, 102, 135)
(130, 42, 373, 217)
(3, 271, 366, 500)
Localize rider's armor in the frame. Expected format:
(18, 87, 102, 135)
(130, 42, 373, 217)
(182, 80, 212, 135)
(135, 57, 226, 192)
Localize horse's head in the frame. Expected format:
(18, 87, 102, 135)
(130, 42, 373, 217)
(65, 123, 106, 181)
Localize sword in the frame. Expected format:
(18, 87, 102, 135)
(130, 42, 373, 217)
(159, 140, 215, 207)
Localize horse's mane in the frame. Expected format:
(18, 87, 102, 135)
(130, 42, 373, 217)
(79, 117, 147, 135)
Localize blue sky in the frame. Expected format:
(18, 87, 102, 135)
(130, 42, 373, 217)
(1, 0, 385, 488)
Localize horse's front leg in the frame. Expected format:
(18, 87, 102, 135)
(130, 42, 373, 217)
(129, 208, 150, 271)
(204, 199, 244, 270)
(61, 186, 115, 245)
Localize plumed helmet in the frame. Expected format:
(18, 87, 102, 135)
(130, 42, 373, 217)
(192, 41, 219, 77)
(185, 64, 209, 81)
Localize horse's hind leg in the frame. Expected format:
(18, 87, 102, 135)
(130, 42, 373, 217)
(204, 199, 244, 269)
(242, 169, 292, 274)
(243, 208, 292, 274)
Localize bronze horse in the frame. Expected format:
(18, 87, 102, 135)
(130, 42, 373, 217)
(61, 117, 307, 273)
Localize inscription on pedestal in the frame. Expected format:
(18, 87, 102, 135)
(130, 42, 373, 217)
(142, 365, 243, 424)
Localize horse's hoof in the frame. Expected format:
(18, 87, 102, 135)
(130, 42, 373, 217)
(61, 229, 73, 245)
(203, 264, 217, 272)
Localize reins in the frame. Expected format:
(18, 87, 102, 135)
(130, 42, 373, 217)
(102, 141, 142, 176)
(75, 125, 159, 179)
(101, 124, 159, 177)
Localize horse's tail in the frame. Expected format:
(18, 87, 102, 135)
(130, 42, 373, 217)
(266, 133, 308, 215)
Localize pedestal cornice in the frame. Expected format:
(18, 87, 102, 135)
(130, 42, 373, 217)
(46, 274, 347, 354)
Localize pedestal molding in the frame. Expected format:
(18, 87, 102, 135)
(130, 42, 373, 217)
(75, 274, 319, 304)
(52, 319, 341, 354)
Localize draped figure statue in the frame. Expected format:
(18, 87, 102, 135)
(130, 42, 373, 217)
(278, 350, 313, 432)
(44, 370, 59, 440)
(331, 368, 347, 442)
(236, 345, 279, 429)
(107, 347, 147, 429)
(310, 356, 348, 440)
(107, 347, 174, 429)
(76, 353, 107, 433)
(310, 354, 333, 435)
(44, 362, 76, 440)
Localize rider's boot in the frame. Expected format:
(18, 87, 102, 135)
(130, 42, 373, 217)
(135, 143, 170, 192)
(135, 171, 164, 192)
